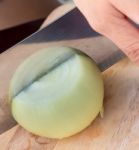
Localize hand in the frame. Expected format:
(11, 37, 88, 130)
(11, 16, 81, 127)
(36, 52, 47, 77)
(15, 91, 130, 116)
(74, 0, 139, 65)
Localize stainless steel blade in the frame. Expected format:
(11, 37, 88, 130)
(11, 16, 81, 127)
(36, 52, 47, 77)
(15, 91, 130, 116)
(9, 8, 125, 71)
(0, 8, 126, 134)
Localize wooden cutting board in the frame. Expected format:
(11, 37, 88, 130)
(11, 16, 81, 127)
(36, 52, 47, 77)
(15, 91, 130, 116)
(0, 4, 139, 150)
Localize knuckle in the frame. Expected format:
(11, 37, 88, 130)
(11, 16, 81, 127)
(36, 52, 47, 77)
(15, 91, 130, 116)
(91, 22, 105, 33)
(124, 41, 139, 64)
(88, 15, 111, 34)
(89, 20, 107, 33)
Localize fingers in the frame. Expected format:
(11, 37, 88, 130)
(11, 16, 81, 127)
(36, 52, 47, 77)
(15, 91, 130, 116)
(101, 16, 139, 66)
(74, 0, 139, 65)
(74, 0, 123, 33)
(110, 0, 139, 24)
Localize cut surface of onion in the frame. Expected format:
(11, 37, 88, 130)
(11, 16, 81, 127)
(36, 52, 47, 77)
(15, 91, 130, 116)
(10, 47, 104, 139)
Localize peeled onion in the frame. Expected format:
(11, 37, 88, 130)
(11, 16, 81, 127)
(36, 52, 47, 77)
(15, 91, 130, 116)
(10, 47, 104, 139)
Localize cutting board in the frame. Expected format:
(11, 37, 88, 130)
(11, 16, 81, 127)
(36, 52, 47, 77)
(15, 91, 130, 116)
(0, 4, 139, 150)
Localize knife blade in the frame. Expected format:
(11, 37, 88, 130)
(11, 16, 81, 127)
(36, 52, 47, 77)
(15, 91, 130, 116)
(10, 8, 125, 71)
(0, 8, 125, 134)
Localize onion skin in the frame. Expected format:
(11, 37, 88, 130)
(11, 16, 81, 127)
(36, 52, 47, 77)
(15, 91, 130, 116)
(10, 47, 104, 139)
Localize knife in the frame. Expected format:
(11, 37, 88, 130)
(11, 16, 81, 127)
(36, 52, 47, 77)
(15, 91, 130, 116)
(0, 8, 125, 134)
(11, 8, 125, 71)
(0, 18, 45, 53)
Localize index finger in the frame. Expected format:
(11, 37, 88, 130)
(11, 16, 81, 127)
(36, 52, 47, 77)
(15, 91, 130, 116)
(74, 0, 139, 65)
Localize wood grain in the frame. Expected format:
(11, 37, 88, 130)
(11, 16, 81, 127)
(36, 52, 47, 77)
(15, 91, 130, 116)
(1, 58, 139, 150)
(0, 4, 139, 150)
(0, 125, 57, 150)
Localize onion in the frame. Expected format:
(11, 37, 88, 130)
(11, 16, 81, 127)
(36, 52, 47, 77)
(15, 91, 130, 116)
(10, 47, 104, 139)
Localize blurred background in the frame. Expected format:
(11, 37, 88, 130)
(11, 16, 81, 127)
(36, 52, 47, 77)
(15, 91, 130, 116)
(0, 0, 73, 52)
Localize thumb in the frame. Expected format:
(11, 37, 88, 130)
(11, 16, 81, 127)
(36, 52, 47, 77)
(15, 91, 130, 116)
(109, 0, 139, 66)
(74, 0, 139, 66)
(103, 17, 139, 66)
(110, 0, 139, 24)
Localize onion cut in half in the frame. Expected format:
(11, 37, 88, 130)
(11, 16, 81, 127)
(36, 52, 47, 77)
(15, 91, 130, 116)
(9, 47, 104, 139)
